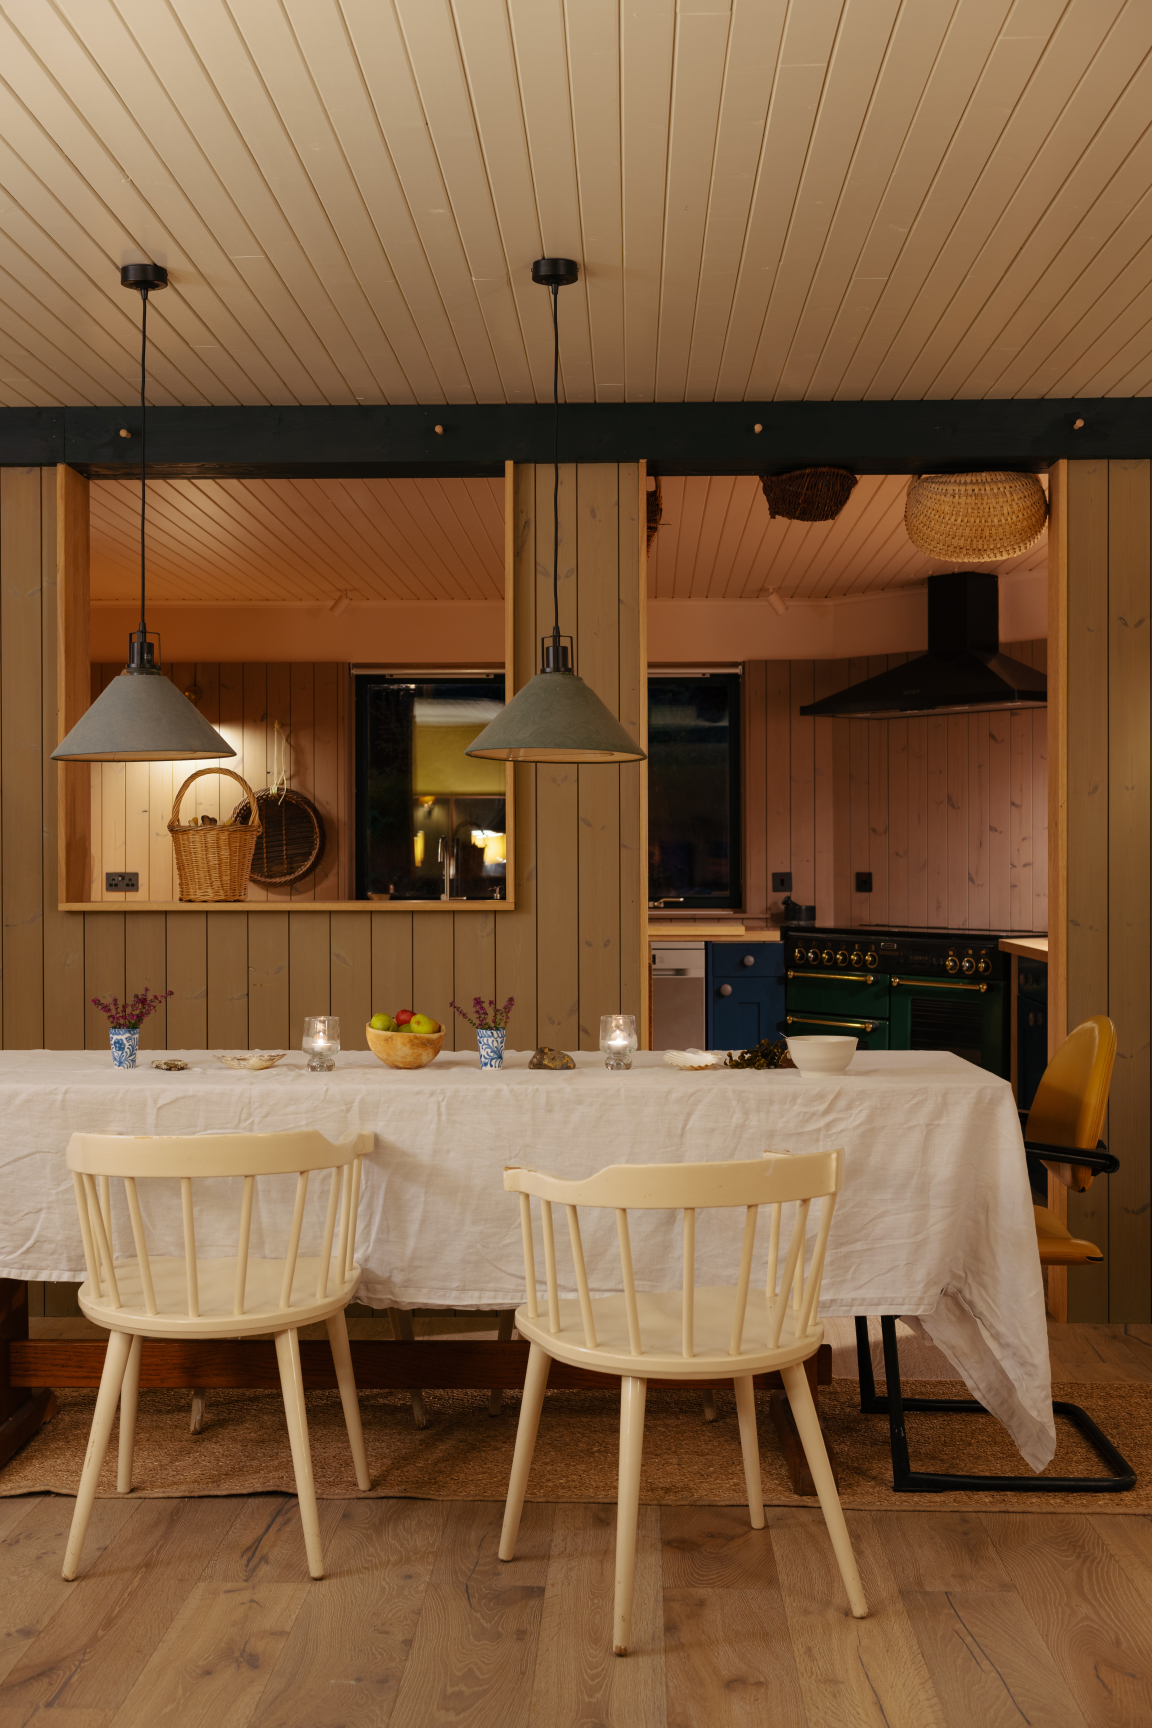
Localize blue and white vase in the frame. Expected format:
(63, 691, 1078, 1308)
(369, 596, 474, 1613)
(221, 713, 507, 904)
(476, 1027, 506, 1070)
(109, 1027, 140, 1070)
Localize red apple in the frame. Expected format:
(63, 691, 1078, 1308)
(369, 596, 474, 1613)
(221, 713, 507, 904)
(394, 1009, 414, 1025)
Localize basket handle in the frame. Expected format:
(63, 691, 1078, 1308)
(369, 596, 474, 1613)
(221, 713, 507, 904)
(169, 768, 262, 834)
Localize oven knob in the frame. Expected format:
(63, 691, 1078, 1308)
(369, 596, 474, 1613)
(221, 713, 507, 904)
(836, 950, 849, 968)
(945, 953, 959, 974)
(961, 956, 976, 975)
(792, 946, 807, 965)
(977, 954, 991, 975)
(821, 948, 835, 966)
(807, 946, 820, 965)
(864, 950, 878, 970)
(850, 949, 863, 968)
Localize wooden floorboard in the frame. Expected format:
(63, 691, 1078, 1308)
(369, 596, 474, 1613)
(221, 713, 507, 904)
(4, 1325, 1152, 1727)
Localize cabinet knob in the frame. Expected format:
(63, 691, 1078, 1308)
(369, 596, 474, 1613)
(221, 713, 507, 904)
(719, 984, 733, 997)
(741, 954, 755, 967)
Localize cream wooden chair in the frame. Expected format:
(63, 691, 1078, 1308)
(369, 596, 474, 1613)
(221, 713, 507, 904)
(63, 1129, 373, 1582)
(499, 1148, 867, 1653)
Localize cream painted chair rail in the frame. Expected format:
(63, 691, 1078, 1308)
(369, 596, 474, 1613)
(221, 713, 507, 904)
(63, 1128, 373, 1582)
(498, 1148, 866, 1654)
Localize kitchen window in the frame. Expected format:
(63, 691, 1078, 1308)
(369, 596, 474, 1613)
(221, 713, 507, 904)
(355, 674, 508, 901)
(647, 671, 741, 912)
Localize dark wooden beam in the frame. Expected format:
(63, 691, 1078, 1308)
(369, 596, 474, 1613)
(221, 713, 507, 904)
(0, 400, 1149, 478)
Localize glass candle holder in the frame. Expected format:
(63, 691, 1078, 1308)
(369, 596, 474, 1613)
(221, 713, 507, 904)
(600, 1013, 638, 1071)
(303, 1015, 340, 1072)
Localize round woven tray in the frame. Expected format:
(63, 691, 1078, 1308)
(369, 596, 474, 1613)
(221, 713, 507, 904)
(905, 470, 1048, 561)
(230, 788, 325, 887)
(760, 467, 857, 522)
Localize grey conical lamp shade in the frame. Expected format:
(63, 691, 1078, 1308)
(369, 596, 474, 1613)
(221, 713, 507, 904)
(465, 669, 645, 763)
(52, 671, 235, 763)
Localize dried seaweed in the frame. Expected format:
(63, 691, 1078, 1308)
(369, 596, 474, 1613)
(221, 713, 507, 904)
(723, 1038, 793, 1071)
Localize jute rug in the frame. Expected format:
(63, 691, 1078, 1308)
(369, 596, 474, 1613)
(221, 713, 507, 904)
(2, 1381, 1148, 1511)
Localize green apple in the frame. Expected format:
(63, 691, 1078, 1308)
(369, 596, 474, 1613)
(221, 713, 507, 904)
(409, 1013, 437, 1035)
(370, 1012, 397, 1032)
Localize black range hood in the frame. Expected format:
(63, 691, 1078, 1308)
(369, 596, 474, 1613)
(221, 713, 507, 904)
(800, 571, 1046, 719)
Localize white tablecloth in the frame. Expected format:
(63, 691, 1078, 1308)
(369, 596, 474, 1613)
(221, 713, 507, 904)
(0, 1047, 1055, 1469)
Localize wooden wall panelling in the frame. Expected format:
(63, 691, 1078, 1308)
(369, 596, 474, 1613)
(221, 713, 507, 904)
(56, 465, 89, 903)
(194, 663, 222, 823)
(1106, 458, 1150, 1323)
(764, 661, 790, 917)
(371, 910, 413, 1028)
(247, 912, 290, 1049)
(265, 663, 293, 901)
(967, 714, 989, 932)
(289, 661, 315, 900)
(1, 468, 45, 1048)
(125, 911, 168, 1051)
(242, 662, 269, 901)
(288, 912, 330, 1050)
(206, 912, 249, 1050)
(576, 465, 622, 1047)
(411, 914, 455, 1048)
(41, 470, 84, 1050)
(905, 717, 927, 928)
(925, 715, 948, 925)
(619, 463, 645, 1038)
(452, 910, 496, 1039)
(946, 715, 966, 928)
(1031, 642, 1049, 935)
(743, 660, 767, 918)
(312, 661, 340, 900)
(167, 913, 208, 1049)
(987, 711, 1011, 931)
(869, 712, 889, 926)
(330, 910, 371, 1048)
(788, 662, 814, 909)
(812, 662, 838, 923)
(1009, 709, 1033, 932)
(495, 464, 539, 1048)
(83, 912, 125, 1049)
(887, 718, 909, 928)
(534, 462, 580, 1052)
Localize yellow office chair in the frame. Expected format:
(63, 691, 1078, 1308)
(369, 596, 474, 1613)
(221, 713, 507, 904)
(855, 1015, 1135, 1494)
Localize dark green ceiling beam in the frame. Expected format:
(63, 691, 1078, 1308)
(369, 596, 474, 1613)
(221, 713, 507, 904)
(0, 399, 1148, 478)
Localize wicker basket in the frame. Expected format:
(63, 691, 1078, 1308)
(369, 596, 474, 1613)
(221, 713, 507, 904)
(760, 467, 857, 522)
(905, 471, 1048, 561)
(646, 476, 663, 550)
(169, 769, 261, 902)
(230, 787, 325, 887)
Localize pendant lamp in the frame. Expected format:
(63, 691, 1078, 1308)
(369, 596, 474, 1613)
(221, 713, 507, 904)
(465, 259, 645, 764)
(52, 264, 235, 763)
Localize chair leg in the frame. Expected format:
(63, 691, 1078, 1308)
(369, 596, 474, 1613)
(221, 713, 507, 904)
(701, 1388, 718, 1422)
(733, 1376, 764, 1530)
(117, 1334, 142, 1494)
(781, 1361, 868, 1619)
(498, 1341, 551, 1561)
(274, 1328, 324, 1580)
(326, 1309, 370, 1491)
(189, 1388, 207, 1434)
(390, 1308, 427, 1429)
(614, 1375, 648, 1656)
(63, 1329, 133, 1580)
(489, 1307, 515, 1415)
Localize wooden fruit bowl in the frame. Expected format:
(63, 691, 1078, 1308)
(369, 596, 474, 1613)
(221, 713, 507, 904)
(365, 1024, 445, 1070)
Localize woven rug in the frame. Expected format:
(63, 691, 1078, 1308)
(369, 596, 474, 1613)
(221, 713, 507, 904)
(2, 1381, 1148, 1511)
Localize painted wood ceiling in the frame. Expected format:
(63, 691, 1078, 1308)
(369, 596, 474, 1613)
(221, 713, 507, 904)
(2, 1, 1151, 410)
(89, 471, 1047, 604)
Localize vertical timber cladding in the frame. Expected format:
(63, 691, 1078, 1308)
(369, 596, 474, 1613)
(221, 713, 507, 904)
(1051, 459, 1151, 1325)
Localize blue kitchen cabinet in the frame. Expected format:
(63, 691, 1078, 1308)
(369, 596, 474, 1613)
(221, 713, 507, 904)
(706, 941, 786, 1051)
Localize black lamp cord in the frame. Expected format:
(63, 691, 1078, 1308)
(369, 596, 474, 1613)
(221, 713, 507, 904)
(551, 282, 561, 662)
(138, 285, 149, 646)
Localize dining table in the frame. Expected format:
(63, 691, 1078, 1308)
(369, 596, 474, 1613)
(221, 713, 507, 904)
(0, 1045, 1055, 1476)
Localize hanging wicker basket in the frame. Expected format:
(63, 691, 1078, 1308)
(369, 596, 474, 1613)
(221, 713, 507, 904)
(760, 467, 857, 522)
(169, 769, 261, 902)
(905, 471, 1048, 561)
(646, 476, 663, 550)
(230, 788, 326, 887)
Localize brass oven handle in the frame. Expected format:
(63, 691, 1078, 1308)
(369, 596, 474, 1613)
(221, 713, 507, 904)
(786, 1014, 876, 1032)
(891, 977, 987, 994)
(787, 970, 874, 985)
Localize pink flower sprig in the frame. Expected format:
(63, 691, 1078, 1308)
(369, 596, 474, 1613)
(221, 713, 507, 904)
(450, 995, 515, 1030)
(91, 988, 174, 1030)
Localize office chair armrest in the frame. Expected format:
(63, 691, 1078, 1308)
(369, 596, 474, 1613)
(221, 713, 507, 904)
(1023, 1138, 1119, 1177)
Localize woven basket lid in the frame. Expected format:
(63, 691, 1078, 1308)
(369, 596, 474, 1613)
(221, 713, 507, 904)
(760, 467, 857, 522)
(905, 470, 1048, 561)
(230, 788, 325, 887)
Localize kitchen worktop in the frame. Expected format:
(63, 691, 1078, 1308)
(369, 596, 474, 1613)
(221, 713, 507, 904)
(999, 936, 1049, 961)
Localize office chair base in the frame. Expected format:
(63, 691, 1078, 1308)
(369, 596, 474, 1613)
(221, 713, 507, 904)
(855, 1315, 1136, 1494)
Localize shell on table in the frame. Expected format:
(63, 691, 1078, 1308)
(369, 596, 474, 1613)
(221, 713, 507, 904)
(215, 1052, 288, 1071)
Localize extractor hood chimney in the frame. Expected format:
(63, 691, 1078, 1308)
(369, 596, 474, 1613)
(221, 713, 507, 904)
(799, 572, 1046, 719)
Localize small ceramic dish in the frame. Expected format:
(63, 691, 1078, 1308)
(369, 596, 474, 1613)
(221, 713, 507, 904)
(215, 1052, 288, 1071)
(784, 1035, 857, 1075)
(662, 1048, 724, 1071)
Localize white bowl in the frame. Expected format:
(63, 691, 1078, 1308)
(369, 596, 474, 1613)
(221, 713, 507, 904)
(784, 1035, 857, 1075)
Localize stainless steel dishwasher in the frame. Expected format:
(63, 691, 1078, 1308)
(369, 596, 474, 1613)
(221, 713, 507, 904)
(650, 942, 705, 1049)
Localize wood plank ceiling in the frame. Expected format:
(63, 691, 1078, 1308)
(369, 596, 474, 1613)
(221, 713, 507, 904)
(2, 1, 1151, 410)
(89, 471, 1047, 604)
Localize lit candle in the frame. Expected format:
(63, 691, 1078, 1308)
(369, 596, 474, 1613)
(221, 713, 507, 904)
(599, 1014, 638, 1071)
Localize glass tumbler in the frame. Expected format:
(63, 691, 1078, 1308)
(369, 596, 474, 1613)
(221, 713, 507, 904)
(600, 1013, 638, 1071)
(303, 1015, 340, 1072)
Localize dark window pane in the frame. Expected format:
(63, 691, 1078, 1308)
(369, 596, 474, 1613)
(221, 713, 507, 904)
(357, 677, 506, 901)
(647, 674, 741, 910)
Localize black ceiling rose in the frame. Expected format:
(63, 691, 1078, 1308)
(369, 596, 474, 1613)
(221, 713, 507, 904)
(120, 262, 169, 292)
(531, 258, 579, 289)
